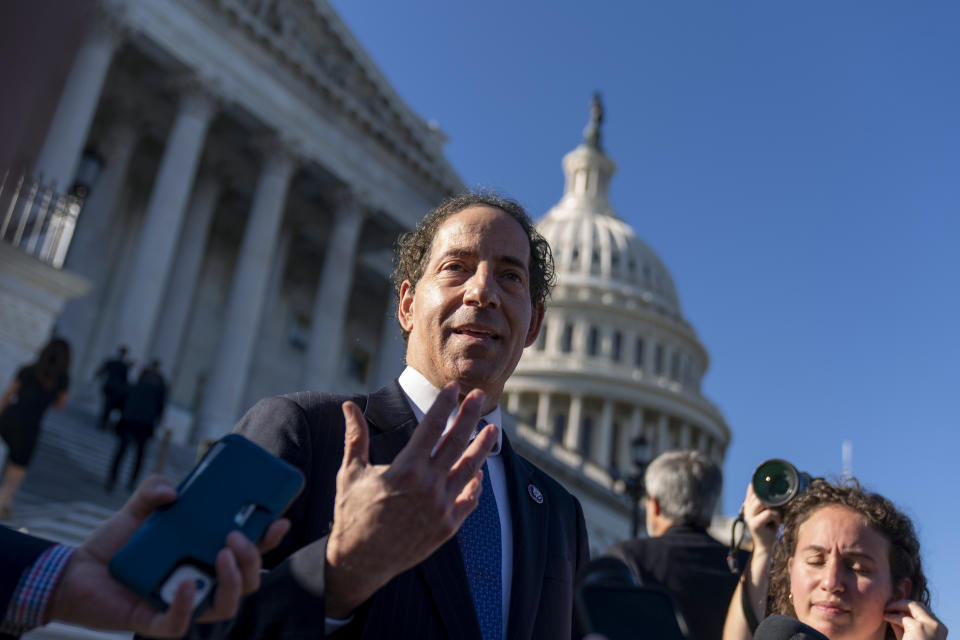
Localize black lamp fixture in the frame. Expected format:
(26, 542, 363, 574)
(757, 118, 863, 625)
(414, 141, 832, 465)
(627, 433, 651, 538)
(71, 148, 105, 199)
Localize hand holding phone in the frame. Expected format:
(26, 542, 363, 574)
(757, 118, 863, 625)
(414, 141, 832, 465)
(109, 434, 304, 614)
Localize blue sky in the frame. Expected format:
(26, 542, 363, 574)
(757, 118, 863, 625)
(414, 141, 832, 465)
(331, 0, 960, 623)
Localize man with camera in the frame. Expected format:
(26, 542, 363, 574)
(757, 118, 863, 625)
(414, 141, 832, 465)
(605, 449, 747, 640)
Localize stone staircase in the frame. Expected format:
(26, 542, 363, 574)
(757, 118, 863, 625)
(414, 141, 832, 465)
(1, 406, 200, 639)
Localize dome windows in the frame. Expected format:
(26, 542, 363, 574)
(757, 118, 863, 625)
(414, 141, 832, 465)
(561, 322, 574, 353)
(587, 326, 599, 356)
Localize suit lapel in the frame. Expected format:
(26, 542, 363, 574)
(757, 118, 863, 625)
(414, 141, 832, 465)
(501, 432, 549, 639)
(364, 381, 482, 640)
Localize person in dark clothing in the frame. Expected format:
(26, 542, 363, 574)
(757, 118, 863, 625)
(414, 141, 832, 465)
(106, 360, 167, 492)
(605, 449, 747, 640)
(96, 346, 131, 430)
(0, 338, 71, 518)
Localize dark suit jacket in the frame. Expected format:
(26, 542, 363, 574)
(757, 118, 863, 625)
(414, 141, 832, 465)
(1, 527, 55, 633)
(605, 525, 747, 640)
(191, 381, 589, 640)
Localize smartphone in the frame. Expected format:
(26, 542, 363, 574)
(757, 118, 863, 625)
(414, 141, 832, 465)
(109, 434, 304, 613)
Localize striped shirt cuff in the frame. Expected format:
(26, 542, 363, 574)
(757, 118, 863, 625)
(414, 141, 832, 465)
(0, 544, 74, 635)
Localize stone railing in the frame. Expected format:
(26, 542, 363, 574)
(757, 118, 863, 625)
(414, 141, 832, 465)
(0, 171, 82, 269)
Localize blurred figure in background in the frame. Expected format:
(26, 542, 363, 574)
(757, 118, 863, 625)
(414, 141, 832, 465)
(0, 337, 71, 518)
(96, 345, 131, 431)
(605, 449, 746, 640)
(105, 359, 167, 492)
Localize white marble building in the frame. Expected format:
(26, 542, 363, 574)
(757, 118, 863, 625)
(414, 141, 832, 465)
(3, 0, 463, 443)
(503, 102, 731, 554)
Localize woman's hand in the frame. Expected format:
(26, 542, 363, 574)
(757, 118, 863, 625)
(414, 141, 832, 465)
(884, 600, 948, 640)
(742, 483, 781, 556)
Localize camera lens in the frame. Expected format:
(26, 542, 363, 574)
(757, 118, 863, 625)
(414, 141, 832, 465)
(753, 459, 800, 507)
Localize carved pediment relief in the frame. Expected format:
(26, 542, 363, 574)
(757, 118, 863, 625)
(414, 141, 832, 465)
(208, 0, 461, 194)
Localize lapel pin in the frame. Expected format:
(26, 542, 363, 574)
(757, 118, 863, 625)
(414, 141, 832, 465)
(527, 484, 544, 504)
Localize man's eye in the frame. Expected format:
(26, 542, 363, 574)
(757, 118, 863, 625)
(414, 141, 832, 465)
(503, 271, 524, 283)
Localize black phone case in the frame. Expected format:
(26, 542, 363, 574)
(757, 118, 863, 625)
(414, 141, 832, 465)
(108, 434, 304, 612)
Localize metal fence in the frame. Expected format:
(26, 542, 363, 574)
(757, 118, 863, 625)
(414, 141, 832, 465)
(0, 170, 82, 268)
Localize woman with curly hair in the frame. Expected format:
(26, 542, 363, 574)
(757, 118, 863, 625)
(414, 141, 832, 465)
(723, 478, 946, 640)
(0, 337, 70, 518)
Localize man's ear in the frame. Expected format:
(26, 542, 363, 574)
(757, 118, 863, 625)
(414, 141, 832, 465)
(398, 280, 415, 333)
(524, 302, 546, 347)
(648, 496, 661, 517)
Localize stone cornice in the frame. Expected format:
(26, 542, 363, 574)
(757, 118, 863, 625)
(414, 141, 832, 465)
(203, 0, 463, 195)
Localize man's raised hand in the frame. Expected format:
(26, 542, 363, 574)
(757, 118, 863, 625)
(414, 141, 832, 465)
(320, 383, 498, 618)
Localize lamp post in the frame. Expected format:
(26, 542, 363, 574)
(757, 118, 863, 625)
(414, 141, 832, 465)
(627, 434, 651, 538)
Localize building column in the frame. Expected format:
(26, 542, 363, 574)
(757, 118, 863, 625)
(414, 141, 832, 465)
(302, 195, 366, 392)
(563, 394, 583, 452)
(33, 14, 125, 189)
(197, 142, 297, 441)
(373, 287, 405, 388)
(536, 392, 551, 434)
(113, 83, 217, 364)
(597, 399, 614, 467)
(149, 171, 223, 375)
(657, 412, 670, 455)
(58, 118, 139, 370)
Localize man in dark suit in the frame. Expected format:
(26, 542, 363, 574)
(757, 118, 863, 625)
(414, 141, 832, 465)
(96, 346, 130, 430)
(190, 194, 589, 639)
(605, 450, 747, 640)
(106, 360, 167, 491)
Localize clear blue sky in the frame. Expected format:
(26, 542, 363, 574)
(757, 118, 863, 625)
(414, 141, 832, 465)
(331, 0, 960, 623)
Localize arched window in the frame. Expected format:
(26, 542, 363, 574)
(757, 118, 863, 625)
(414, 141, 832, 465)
(535, 321, 547, 351)
(634, 337, 645, 368)
(587, 326, 599, 356)
(611, 331, 622, 362)
(561, 323, 574, 353)
(654, 344, 664, 375)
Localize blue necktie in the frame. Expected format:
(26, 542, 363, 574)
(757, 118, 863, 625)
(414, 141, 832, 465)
(455, 422, 502, 640)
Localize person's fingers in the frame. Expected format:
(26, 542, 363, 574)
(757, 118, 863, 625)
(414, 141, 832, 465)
(401, 383, 460, 458)
(431, 389, 485, 469)
(122, 475, 177, 522)
(341, 401, 371, 469)
(198, 548, 242, 622)
(881, 613, 906, 640)
(450, 471, 484, 525)
(447, 423, 498, 492)
(154, 578, 195, 637)
(259, 517, 290, 553)
(226, 530, 262, 594)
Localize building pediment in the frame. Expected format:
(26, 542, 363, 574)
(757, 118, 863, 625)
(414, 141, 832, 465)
(201, 0, 462, 194)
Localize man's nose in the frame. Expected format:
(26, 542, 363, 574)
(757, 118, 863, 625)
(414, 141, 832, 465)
(463, 264, 500, 308)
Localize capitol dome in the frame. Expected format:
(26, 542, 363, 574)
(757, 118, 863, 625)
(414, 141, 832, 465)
(502, 96, 730, 553)
(537, 138, 682, 318)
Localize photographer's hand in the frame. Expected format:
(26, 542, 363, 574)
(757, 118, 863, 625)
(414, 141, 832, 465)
(47, 475, 290, 637)
(722, 484, 781, 640)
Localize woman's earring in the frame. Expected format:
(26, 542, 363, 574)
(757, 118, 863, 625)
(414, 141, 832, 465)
(789, 592, 794, 603)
